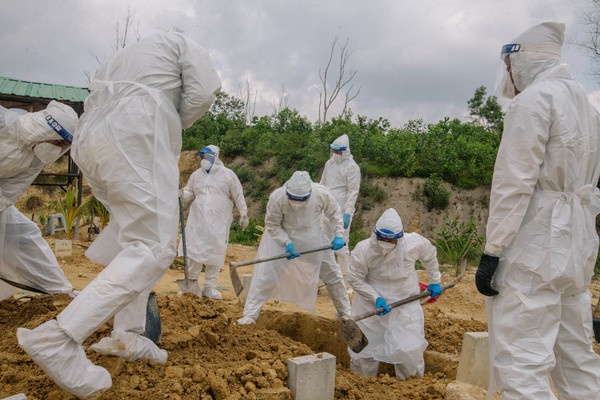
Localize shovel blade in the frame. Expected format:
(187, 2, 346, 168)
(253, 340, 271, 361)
(229, 263, 244, 297)
(176, 279, 200, 296)
(340, 318, 369, 353)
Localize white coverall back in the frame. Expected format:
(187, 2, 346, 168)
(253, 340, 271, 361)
(486, 25, 600, 400)
(348, 231, 440, 379)
(56, 31, 221, 345)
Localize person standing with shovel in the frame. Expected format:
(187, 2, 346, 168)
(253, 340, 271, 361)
(347, 208, 442, 379)
(237, 171, 350, 325)
(177, 144, 248, 299)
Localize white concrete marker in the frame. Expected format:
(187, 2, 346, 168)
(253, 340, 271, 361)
(288, 352, 336, 400)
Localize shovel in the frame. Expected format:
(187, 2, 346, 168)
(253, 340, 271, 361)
(341, 275, 463, 354)
(175, 187, 195, 294)
(0, 273, 48, 294)
(229, 244, 334, 297)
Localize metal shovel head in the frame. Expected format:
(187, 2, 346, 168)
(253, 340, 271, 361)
(143, 292, 162, 344)
(340, 318, 369, 353)
(0, 274, 48, 294)
(229, 263, 244, 297)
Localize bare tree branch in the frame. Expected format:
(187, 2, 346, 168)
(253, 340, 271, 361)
(318, 36, 360, 123)
(571, 1, 600, 84)
(272, 84, 289, 114)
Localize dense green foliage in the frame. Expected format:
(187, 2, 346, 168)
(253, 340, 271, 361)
(183, 90, 502, 191)
(183, 89, 502, 251)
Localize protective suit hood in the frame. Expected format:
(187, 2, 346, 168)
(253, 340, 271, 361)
(200, 144, 224, 172)
(286, 171, 312, 200)
(371, 208, 404, 242)
(15, 101, 78, 147)
(330, 134, 352, 161)
(507, 22, 564, 93)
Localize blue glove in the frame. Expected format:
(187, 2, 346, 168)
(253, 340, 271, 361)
(343, 213, 351, 229)
(427, 283, 443, 299)
(331, 236, 345, 251)
(375, 297, 391, 316)
(286, 242, 300, 260)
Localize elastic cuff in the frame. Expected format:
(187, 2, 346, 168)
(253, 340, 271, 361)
(484, 243, 503, 257)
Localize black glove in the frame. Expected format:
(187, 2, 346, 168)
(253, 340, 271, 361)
(475, 254, 499, 296)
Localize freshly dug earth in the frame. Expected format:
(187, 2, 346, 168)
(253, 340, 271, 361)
(1, 240, 599, 399)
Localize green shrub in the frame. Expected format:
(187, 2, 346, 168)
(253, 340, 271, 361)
(423, 175, 450, 211)
(431, 215, 483, 272)
(24, 195, 43, 211)
(349, 229, 370, 251)
(229, 217, 264, 246)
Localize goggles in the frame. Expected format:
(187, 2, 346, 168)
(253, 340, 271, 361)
(373, 227, 404, 240)
(330, 143, 347, 151)
(199, 147, 216, 162)
(44, 112, 73, 143)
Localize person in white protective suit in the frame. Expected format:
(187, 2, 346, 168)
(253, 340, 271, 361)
(475, 22, 600, 400)
(17, 32, 221, 399)
(179, 144, 248, 299)
(320, 134, 361, 288)
(347, 208, 442, 379)
(0, 101, 78, 301)
(237, 171, 351, 325)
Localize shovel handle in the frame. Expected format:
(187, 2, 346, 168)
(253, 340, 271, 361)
(230, 244, 334, 268)
(353, 277, 461, 322)
(178, 182, 188, 280)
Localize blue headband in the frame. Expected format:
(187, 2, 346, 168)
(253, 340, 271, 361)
(45, 114, 73, 144)
(286, 190, 311, 201)
(330, 143, 347, 151)
(373, 227, 404, 240)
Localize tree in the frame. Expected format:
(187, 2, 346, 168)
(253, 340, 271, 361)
(571, 0, 600, 83)
(467, 86, 504, 133)
(237, 79, 258, 124)
(83, 8, 141, 84)
(318, 37, 360, 123)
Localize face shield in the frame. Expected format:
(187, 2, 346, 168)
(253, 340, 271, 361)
(31, 110, 74, 164)
(199, 147, 216, 171)
(330, 142, 347, 162)
(493, 43, 521, 100)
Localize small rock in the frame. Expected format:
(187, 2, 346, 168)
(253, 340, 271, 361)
(246, 350, 257, 360)
(172, 382, 184, 395)
(244, 381, 256, 392)
(188, 325, 201, 337)
(166, 366, 184, 380)
(206, 331, 220, 347)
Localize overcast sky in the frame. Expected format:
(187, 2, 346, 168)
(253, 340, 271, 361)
(1, 0, 598, 127)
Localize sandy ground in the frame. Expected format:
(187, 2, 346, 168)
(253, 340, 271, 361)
(1, 238, 600, 399)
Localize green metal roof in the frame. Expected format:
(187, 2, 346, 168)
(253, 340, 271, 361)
(0, 76, 88, 102)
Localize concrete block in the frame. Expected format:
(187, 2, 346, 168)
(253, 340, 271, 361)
(456, 332, 489, 389)
(237, 274, 253, 305)
(288, 352, 336, 400)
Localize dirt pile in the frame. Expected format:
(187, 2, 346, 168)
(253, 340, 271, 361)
(0, 290, 469, 400)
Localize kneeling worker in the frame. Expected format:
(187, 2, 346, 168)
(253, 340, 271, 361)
(348, 208, 442, 379)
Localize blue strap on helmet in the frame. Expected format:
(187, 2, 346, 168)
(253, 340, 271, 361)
(330, 143, 347, 151)
(286, 190, 311, 201)
(199, 147, 216, 162)
(373, 227, 404, 240)
(45, 114, 73, 144)
(501, 43, 521, 56)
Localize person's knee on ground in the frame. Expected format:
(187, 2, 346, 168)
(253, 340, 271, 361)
(350, 358, 379, 377)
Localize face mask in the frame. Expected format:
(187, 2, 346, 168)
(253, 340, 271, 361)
(377, 240, 396, 254)
(332, 153, 343, 162)
(200, 159, 213, 171)
(287, 198, 307, 209)
(33, 142, 64, 164)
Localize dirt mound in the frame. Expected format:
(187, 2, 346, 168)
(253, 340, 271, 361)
(1, 292, 457, 400)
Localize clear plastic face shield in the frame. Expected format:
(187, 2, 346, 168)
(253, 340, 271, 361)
(286, 190, 311, 209)
(373, 227, 403, 254)
(199, 147, 216, 171)
(493, 43, 521, 100)
(33, 112, 73, 164)
(330, 142, 347, 162)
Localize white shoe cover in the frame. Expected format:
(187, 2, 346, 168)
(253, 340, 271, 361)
(89, 329, 167, 364)
(17, 320, 112, 399)
(237, 316, 256, 325)
(202, 287, 222, 300)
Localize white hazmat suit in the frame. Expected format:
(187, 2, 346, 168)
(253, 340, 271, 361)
(179, 145, 248, 299)
(17, 32, 221, 399)
(481, 22, 600, 400)
(239, 171, 351, 324)
(320, 134, 361, 283)
(348, 208, 440, 379)
(0, 102, 77, 300)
